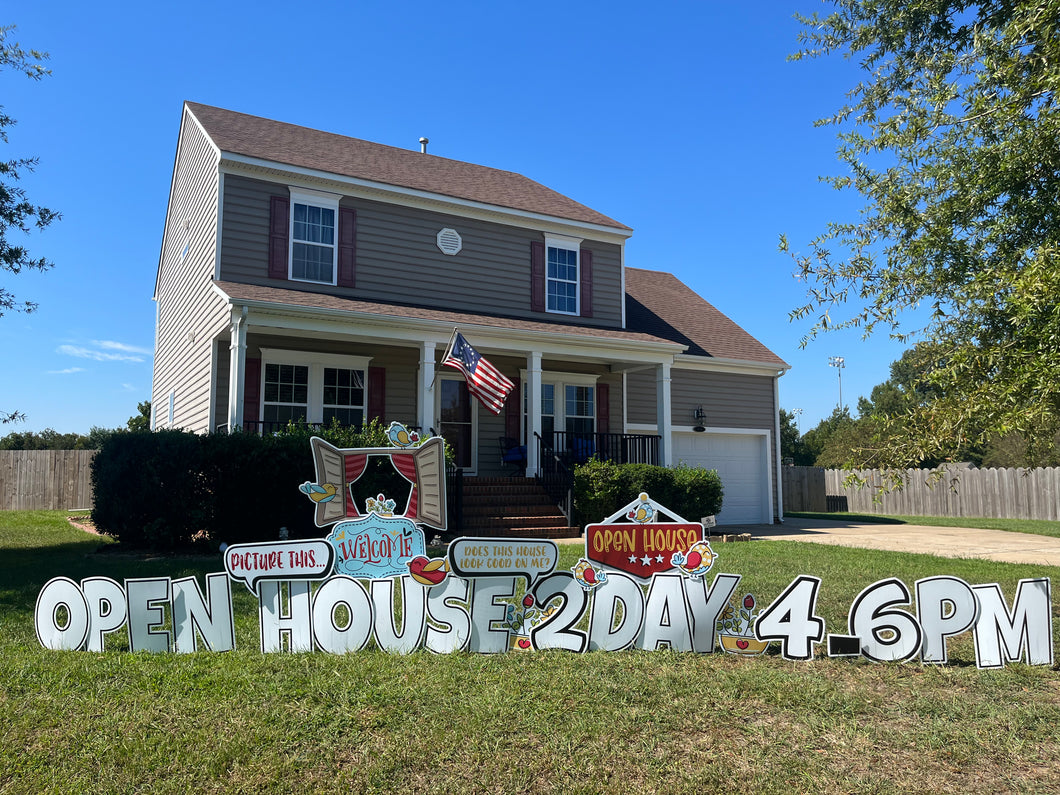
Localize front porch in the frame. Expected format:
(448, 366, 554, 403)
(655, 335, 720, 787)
(214, 421, 659, 538)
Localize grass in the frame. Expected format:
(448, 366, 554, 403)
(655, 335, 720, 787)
(786, 511, 1060, 539)
(2, 510, 1059, 793)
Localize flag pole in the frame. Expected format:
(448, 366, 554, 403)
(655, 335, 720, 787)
(430, 327, 459, 390)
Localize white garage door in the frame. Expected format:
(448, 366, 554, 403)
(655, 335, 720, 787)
(672, 432, 770, 525)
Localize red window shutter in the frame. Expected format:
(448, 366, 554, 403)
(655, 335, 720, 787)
(596, 382, 610, 434)
(243, 357, 261, 426)
(580, 248, 593, 318)
(505, 376, 521, 441)
(268, 197, 289, 280)
(530, 241, 545, 312)
(368, 366, 386, 422)
(338, 207, 357, 287)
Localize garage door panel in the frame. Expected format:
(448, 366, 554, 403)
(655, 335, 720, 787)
(672, 432, 768, 525)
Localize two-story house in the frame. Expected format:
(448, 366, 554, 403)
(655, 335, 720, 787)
(152, 102, 789, 525)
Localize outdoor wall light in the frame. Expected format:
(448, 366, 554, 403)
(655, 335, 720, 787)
(692, 406, 707, 433)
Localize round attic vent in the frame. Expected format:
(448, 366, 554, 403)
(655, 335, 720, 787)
(436, 228, 462, 256)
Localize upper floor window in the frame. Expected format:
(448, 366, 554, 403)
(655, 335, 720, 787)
(545, 236, 580, 315)
(547, 246, 578, 314)
(289, 189, 340, 285)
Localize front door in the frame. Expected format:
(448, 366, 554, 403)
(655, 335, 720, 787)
(438, 376, 477, 473)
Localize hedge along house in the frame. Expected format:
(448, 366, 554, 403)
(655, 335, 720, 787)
(152, 103, 789, 526)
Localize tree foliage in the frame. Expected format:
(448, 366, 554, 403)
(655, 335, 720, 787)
(126, 401, 151, 432)
(0, 24, 58, 318)
(0, 401, 152, 449)
(779, 408, 812, 465)
(783, 1, 1060, 468)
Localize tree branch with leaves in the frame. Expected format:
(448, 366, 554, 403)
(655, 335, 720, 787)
(783, 0, 1060, 468)
(1, 24, 59, 423)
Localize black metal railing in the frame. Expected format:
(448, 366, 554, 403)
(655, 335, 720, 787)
(544, 431, 660, 467)
(214, 420, 337, 435)
(535, 432, 573, 524)
(532, 431, 662, 525)
(215, 421, 423, 437)
(446, 464, 463, 535)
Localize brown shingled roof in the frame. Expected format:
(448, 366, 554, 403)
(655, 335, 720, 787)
(214, 280, 678, 348)
(625, 267, 789, 368)
(186, 102, 629, 231)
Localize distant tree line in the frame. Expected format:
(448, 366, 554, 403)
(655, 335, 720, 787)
(783, 347, 1060, 470)
(0, 401, 150, 450)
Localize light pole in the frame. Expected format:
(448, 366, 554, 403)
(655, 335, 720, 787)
(792, 407, 803, 432)
(828, 356, 845, 409)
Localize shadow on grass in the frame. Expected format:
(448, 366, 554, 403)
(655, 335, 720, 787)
(0, 540, 222, 616)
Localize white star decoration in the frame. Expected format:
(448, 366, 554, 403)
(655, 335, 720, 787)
(641, 554, 653, 566)
(628, 554, 637, 564)
(655, 554, 664, 563)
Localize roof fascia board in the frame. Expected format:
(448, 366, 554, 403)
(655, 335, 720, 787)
(674, 352, 789, 377)
(218, 156, 632, 244)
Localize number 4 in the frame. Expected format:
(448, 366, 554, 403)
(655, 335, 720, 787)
(755, 576, 825, 661)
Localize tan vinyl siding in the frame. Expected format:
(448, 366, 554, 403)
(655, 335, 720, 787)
(153, 111, 229, 432)
(627, 367, 779, 516)
(626, 369, 775, 430)
(626, 369, 656, 425)
(219, 174, 623, 327)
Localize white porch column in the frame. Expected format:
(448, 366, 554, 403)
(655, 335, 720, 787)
(527, 351, 543, 476)
(227, 307, 248, 430)
(656, 361, 673, 466)
(418, 341, 437, 434)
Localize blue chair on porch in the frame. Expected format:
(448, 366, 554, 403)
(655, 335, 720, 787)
(499, 437, 527, 473)
(571, 436, 596, 464)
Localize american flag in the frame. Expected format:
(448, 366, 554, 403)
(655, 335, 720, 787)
(442, 331, 514, 415)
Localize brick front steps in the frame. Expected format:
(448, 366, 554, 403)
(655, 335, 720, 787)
(460, 477, 581, 540)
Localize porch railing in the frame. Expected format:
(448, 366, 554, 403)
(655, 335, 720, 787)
(544, 431, 660, 467)
(214, 421, 366, 435)
(535, 432, 574, 524)
(533, 431, 661, 525)
(446, 464, 463, 537)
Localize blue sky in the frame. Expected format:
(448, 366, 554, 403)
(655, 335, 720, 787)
(1, 1, 918, 436)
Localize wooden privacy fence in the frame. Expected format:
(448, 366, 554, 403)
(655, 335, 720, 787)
(0, 450, 96, 510)
(781, 466, 827, 512)
(782, 464, 1060, 521)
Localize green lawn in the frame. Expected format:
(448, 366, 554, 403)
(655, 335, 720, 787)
(786, 511, 1060, 538)
(2, 510, 1059, 794)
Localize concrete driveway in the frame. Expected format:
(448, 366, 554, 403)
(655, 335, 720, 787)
(745, 516, 1060, 567)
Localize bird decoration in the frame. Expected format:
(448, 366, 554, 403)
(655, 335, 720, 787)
(626, 493, 655, 524)
(299, 481, 337, 503)
(387, 421, 419, 448)
(671, 539, 718, 579)
(572, 558, 608, 591)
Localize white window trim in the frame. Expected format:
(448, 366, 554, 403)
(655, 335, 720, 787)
(544, 234, 582, 316)
(288, 187, 342, 286)
(519, 370, 599, 442)
(259, 349, 372, 425)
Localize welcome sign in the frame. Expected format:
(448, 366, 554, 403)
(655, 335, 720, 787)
(34, 430, 1054, 669)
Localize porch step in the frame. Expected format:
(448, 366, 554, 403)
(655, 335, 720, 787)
(460, 477, 580, 540)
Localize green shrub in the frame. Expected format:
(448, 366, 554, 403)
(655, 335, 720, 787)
(573, 459, 723, 527)
(90, 419, 444, 550)
(90, 430, 209, 548)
